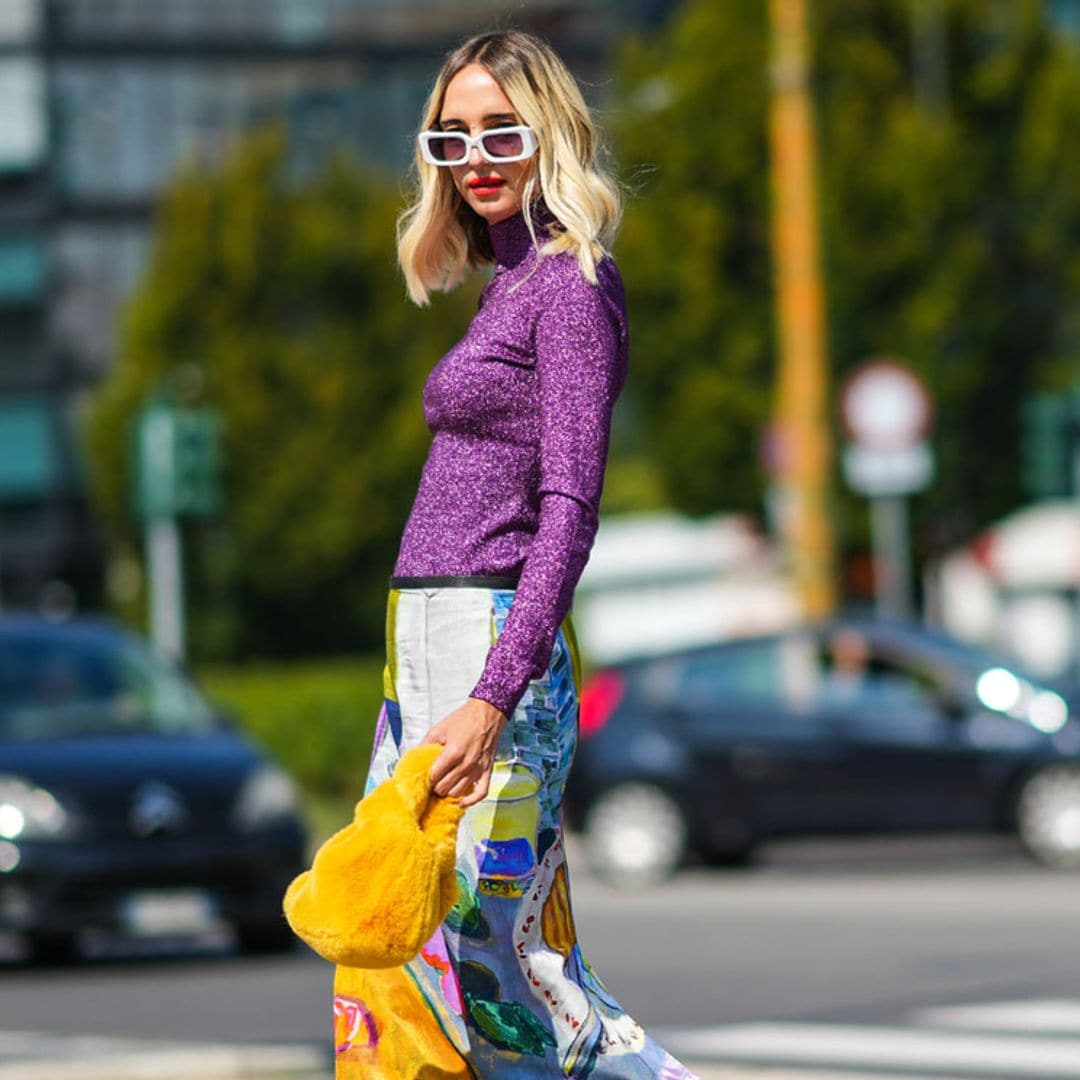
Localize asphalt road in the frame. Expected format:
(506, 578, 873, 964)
(2, 834, 1079, 1077)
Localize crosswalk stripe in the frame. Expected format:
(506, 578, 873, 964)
(656, 1022, 1080, 1077)
(0, 1033, 325, 1080)
(912, 998, 1080, 1034)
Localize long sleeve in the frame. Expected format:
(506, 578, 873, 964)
(468, 257, 627, 718)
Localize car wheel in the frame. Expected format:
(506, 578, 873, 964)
(235, 919, 297, 955)
(583, 782, 688, 888)
(25, 931, 79, 966)
(1016, 766, 1080, 868)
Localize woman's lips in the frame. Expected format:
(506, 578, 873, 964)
(469, 177, 505, 195)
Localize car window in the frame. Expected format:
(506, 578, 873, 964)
(811, 627, 951, 740)
(0, 631, 217, 740)
(674, 637, 817, 711)
(813, 628, 946, 708)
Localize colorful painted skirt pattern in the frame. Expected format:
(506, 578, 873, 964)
(333, 582, 698, 1079)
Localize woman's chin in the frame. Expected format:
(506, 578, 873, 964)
(467, 194, 522, 225)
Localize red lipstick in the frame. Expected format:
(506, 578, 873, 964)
(469, 176, 505, 195)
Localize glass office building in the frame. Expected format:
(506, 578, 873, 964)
(0, 0, 92, 612)
(0, 0, 653, 612)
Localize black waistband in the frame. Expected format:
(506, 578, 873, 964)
(389, 573, 521, 589)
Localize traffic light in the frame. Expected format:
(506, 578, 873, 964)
(1020, 392, 1077, 500)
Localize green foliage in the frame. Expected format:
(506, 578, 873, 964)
(84, 4, 1080, 649)
(816, 0, 1080, 547)
(611, 0, 773, 516)
(610, 0, 1080, 558)
(84, 127, 478, 658)
(196, 653, 384, 798)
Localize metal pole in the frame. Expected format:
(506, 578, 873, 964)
(146, 516, 185, 659)
(769, 0, 837, 619)
(1074, 441, 1080, 677)
(871, 494, 912, 620)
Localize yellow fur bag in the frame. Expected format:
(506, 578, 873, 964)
(282, 743, 464, 969)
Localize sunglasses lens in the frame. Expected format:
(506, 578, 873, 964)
(427, 134, 468, 163)
(481, 130, 524, 159)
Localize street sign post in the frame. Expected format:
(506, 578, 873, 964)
(1020, 389, 1080, 501)
(840, 359, 934, 620)
(134, 400, 222, 660)
(1017, 386, 1080, 675)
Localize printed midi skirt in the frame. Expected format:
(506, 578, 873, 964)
(332, 578, 698, 1079)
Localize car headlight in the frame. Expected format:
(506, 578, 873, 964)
(232, 765, 300, 831)
(976, 667, 1022, 714)
(0, 775, 69, 841)
(1029, 690, 1069, 734)
(975, 668, 1070, 735)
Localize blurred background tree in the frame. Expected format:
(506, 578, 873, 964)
(611, 0, 773, 518)
(84, 0, 1080, 660)
(611, 0, 1080, 579)
(85, 127, 477, 660)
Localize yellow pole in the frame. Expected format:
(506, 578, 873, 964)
(768, 0, 836, 618)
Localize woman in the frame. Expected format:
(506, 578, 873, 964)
(332, 29, 699, 1080)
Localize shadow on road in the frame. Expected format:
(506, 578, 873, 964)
(0, 925, 317, 971)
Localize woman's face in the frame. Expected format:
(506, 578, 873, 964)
(438, 63, 534, 226)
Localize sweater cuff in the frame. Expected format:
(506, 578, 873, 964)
(467, 686, 518, 722)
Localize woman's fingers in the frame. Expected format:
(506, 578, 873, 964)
(436, 752, 494, 803)
(457, 771, 492, 809)
(424, 698, 506, 799)
(431, 752, 478, 797)
(446, 750, 495, 807)
(445, 772, 478, 799)
(430, 743, 490, 794)
(428, 735, 470, 788)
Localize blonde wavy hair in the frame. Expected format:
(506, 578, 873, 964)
(396, 30, 622, 306)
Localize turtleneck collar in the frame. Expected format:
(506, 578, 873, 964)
(488, 197, 560, 270)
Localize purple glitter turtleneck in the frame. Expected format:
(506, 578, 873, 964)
(392, 202, 629, 718)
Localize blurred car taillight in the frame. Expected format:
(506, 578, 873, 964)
(579, 669, 625, 738)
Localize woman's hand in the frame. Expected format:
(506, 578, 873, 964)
(421, 696, 509, 809)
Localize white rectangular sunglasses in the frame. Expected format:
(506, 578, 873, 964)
(417, 125, 538, 166)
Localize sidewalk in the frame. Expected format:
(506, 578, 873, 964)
(0, 1032, 938, 1080)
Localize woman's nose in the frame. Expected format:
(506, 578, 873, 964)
(468, 144, 485, 167)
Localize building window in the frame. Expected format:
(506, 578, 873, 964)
(54, 61, 379, 200)
(0, 234, 46, 306)
(0, 0, 40, 46)
(0, 58, 47, 174)
(51, 225, 148, 373)
(0, 396, 56, 500)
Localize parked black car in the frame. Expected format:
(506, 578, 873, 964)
(0, 614, 308, 961)
(566, 616, 1079, 886)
